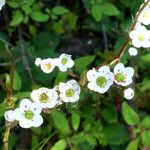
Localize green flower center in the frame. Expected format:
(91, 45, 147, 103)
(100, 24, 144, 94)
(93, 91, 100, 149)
(65, 89, 74, 97)
(61, 58, 68, 65)
(25, 110, 34, 120)
(96, 76, 107, 87)
(39, 93, 49, 103)
(115, 73, 125, 82)
(138, 35, 145, 42)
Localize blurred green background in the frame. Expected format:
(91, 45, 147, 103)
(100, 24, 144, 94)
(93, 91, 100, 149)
(0, 0, 150, 149)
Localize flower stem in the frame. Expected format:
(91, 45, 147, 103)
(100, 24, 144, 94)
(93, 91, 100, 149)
(3, 126, 10, 150)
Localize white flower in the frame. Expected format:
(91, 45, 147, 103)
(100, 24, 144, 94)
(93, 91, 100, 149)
(4, 110, 15, 122)
(57, 53, 74, 72)
(128, 47, 138, 56)
(87, 66, 114, 94)
(124, 88, 134, 100)
(129, 25, 150, 48)
(59, 80, 81, 102)
(0, 0, 5, 11)
(30, 87, 59, 109)
(114, 63, 134, 86)
(35, 58, 41, 66)
(13, 99, 43, 129)
(40, 58, 56, 73)
(138, 6, 150, 25)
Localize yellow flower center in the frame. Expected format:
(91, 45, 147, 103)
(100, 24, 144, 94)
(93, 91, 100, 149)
(39, 93, 49, 103)
(138, 35, 145, 42)
(45, 63, 51, 70)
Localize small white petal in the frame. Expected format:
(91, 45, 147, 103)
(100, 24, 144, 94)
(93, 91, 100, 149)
(19, 118, 32, 129)
(124, 88, 134, 100)
(20, 99, 32, 110)
(32, 115, 43, 127)
(4, 110, 15, 122)
(0, 0, 5, 10)
(128, 47, 138, 56)
(98, 66, 110, 74)
(87, 69, 97, 81)
(114, 63, 125, 75)
(35, 58, 41, 66)
(124, 67, 134, 78)
(13, 108, 24, 121)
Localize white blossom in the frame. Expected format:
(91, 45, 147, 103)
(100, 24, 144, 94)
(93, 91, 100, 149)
(57, 53, 74, 72)
(129, 25, 150, 48)
(124, 88, 134, 100)
(40, 58, 56, 73)
(59, 80, 81, 103)
(35, 58, 41, 66)
(87, 66, 114, 94)
(4, 110, 15, 122)
(13, 99, 43, 129)
(0, 0, 5, 11)
(128, 47, 138, 56)
(30, 87, 59, 109)
(114, 63, 134, 86)
(138, 6, 150, 25)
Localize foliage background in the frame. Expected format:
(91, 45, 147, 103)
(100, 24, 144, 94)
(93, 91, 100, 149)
(0, 0, 150, 149)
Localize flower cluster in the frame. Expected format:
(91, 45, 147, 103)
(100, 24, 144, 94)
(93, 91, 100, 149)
(0, 0, 5, 10)
(87, 63, 135, 99)
(4, 80, 81, 128)
(35, 53, 74, 73)
(128, 1, 150, 56)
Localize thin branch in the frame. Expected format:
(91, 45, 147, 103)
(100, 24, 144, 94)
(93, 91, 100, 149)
(101, 22, 108, 51)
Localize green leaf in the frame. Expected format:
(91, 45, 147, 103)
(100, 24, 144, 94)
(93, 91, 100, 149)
(31, 11, 49, 22)
(122, 102, 140, 126)
(12, 69, 22, 91)
(138, 79, 150, 92)
(0, 104, 7, 117)
(10, 11, 24, 26)
(141, 131, 150, 147)
(140, 116, 150, 129)
(101, 3, 119, 16)
(71, 112, 80, 131)
(102, 105, 117, 123)
(51, 110, 70, 134)
(51, 139, 67, 150)
(8, 1, 20, 8)
(140, 53, 150, 62)
(103, 123, 128, 145)
(54, 72, 67, 85)
(75, 55, 95, 69)
(52, 6, 69, 16)
(91, 4, 102, 22)
(126, 138, 139, 150)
